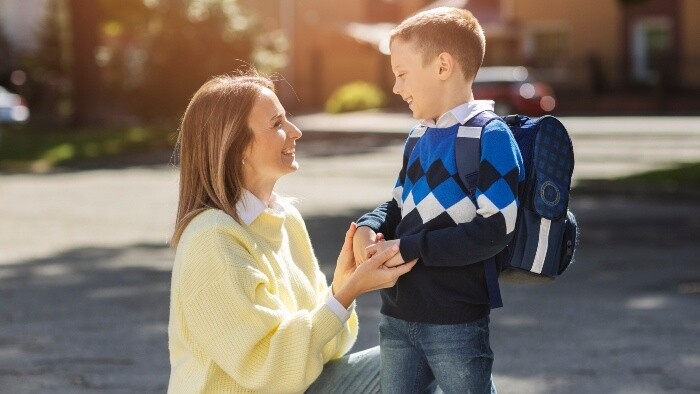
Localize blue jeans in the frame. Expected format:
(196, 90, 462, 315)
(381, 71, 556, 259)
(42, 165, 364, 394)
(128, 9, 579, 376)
(306, 346, 380, 393)
(380, 314, 496, 394)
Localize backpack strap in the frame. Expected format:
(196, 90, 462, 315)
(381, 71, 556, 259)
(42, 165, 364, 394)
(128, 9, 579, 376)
(401, 124, 427, 163)
(457, 110, 505, 309)
(456, 110, 502, 193)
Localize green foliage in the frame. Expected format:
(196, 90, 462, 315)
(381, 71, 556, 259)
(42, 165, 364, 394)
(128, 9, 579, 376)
(615, 162, 700, 189)
(132, 0, 258, 119)
(17, 0, 72, 125)
(18, 0, 287, 124)
(325, 81, 388, 114)
(0, 125, 176, 172)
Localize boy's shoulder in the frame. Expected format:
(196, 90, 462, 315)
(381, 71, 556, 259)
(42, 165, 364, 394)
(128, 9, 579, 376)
(407, 123, 428, 138)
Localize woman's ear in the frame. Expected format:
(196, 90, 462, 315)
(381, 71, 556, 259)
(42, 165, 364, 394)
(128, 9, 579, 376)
(437, 52, 455, 80)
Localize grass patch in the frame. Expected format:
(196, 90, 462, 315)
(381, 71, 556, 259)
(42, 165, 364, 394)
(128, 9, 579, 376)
(577, 162, 700, 199)
(0, 125, 177, 172)
(613, 162, 700, 189)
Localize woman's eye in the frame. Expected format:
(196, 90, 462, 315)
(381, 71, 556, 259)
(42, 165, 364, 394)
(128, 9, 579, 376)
(274, 121, 283, 129)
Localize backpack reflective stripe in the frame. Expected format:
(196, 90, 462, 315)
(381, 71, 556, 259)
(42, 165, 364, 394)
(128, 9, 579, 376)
(461, 111, 579, 283)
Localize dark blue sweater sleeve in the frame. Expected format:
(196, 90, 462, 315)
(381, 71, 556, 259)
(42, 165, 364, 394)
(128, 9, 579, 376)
(356, 135, 412, 238)
(399, 121, 524, 266)
(355, 199, 401, 239)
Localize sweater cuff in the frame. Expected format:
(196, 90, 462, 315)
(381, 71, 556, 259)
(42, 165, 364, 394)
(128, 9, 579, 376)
(399, 231, 424, 262)
(355, 218, 382, 232)
(326, 295, 351, 323)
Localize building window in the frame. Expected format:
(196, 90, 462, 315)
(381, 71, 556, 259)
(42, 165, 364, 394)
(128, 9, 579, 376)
(631, 16, 672, 84)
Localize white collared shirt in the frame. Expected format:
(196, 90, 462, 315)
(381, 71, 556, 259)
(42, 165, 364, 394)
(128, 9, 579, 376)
(235, 189, 286, 226)
(420, 100, 495, 128)
(236, 189, 351, 322)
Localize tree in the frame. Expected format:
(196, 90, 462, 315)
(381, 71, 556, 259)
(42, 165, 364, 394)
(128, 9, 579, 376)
(67, 0, 103, 127)
(29, 0, 282, 124)
(134, 0, 256, 119)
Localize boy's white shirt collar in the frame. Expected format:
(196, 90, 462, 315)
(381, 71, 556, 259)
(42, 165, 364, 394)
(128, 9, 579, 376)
(420, 100, 495, 128)
(236, 189, 286, 225)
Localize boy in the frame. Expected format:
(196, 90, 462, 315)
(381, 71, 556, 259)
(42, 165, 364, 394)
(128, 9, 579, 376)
(353, 7, 524, 393)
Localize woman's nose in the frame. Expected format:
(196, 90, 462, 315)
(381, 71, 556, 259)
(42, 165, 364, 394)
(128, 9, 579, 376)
(287, 121, 302, 140)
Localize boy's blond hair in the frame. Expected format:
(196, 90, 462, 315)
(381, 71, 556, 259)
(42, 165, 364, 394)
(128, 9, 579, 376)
(390, 7, 485, 82)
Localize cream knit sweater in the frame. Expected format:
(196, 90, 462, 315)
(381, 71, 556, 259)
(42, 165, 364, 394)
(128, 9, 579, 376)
(168, 205, 359, 393)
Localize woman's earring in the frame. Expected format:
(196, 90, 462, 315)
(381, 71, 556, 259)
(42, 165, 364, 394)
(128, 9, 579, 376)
(242, 158, 246, 165)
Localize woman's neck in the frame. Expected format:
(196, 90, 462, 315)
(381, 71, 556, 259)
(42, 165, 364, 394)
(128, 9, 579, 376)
(244, 179, 276, 207)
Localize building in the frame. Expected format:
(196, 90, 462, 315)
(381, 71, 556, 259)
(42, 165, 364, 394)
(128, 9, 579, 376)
(248, 0, 700, 112)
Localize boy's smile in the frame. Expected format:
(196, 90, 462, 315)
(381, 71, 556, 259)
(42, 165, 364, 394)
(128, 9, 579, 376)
(390, 38, 445, 122)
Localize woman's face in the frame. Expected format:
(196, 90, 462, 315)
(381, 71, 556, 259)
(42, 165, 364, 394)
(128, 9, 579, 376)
(244, 88, 302, 185)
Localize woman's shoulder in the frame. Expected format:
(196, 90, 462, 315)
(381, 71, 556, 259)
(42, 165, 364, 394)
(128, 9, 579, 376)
(174, 209, 260, 277)
(275, 195, 302, 219)
(178, 209, 249, 250)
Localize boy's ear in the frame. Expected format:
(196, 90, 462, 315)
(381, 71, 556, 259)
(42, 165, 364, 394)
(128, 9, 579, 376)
(437, 52, 455, 80)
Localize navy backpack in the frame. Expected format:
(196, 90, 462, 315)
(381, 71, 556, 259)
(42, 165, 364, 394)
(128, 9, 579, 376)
(456, 111, 579, 283)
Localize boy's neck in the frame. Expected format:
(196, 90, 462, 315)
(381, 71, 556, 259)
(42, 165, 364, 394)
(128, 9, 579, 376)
(430, 82, 474, 123)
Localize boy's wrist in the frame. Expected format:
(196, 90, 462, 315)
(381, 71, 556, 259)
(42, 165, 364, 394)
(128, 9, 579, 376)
(398, 233, 422, 262)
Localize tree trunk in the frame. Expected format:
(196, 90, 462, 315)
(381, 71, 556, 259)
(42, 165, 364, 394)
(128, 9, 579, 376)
(67, 0, 101, 127)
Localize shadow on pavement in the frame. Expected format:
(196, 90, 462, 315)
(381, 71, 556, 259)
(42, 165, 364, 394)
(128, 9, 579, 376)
(0, 244, 172, 392)
(2, 199, 699, 393)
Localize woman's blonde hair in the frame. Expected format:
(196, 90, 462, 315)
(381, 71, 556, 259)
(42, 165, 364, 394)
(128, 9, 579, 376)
(171, 71, 274, 247)
(390, 7, 485, 82)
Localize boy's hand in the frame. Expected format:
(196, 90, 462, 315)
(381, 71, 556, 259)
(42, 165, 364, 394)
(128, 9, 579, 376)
(352, 226, 382, 265)
(333, 223, 416, 308)
(365, 239, 410, 268)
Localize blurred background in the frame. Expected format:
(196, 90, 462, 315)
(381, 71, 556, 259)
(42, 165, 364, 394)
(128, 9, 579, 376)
(2, 0, 699, 170)
(1, 0, 699, 130)
(1, 0, 699, 393)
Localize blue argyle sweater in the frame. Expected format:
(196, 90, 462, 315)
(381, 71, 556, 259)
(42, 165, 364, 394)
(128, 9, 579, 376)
(357, 111, 524, 324)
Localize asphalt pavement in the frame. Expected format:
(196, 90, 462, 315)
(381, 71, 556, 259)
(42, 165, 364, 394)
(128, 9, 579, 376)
(1, 113, 699, 393)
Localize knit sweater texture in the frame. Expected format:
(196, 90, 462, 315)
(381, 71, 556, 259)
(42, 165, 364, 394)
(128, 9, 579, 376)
(357, 108, 524, 324)
(168, 205, 358, 393)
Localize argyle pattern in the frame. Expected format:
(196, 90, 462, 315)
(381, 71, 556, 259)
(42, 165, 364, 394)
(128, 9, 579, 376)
(392, 122, 522, 237)
(393, 126, 476, 229)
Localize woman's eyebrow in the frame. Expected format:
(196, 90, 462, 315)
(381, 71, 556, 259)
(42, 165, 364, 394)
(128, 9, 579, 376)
(270, 113, 284, 122)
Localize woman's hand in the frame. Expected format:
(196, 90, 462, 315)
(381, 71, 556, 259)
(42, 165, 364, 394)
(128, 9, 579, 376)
(364, 239, 407, 268)
(333, 223, 417, 308)
(352, 226, 383, 265)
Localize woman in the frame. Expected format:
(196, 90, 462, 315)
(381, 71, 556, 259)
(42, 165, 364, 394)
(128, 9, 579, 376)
(168, 71, 416, 393)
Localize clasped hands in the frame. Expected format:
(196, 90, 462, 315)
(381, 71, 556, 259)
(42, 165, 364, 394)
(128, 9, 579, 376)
(331, 223, 417, 308)
(352, 226, 417, 268)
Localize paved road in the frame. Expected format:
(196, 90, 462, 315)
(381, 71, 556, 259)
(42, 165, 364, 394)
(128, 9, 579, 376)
(1, 116, 699, 393)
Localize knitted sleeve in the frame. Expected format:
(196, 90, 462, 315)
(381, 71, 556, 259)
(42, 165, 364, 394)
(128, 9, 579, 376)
(356, 133, 414, 237)
(180, 226, 347, 392)
(284, 204, 359, 360)
(399, 121, 524, 266)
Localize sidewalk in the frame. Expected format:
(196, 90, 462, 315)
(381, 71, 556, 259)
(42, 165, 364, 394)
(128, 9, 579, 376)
(292, 110, 700, 188)
(291, 110, 700, 135)
(1, 112, 699, 393)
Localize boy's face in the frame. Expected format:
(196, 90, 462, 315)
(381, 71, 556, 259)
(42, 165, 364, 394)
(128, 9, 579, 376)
(390, 38, 443, 121)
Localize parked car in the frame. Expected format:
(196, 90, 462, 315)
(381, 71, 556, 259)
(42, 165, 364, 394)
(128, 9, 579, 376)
(473, 66, 556, 116)
(0, 86, 30, 124)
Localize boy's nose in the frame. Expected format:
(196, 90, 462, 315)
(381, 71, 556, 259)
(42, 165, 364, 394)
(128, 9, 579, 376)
(392, 80, 401, 95)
